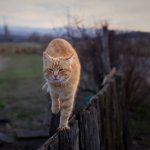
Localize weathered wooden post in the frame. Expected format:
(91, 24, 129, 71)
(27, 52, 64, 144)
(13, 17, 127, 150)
(115, 74, 131, 150)
(101, 22, 111, 75)
(92, 22, 111, 89)
(38, 120, 79, 150)
(90, 70, 130, 150)
(78, 106, 100, 150)
(45, 94, 60, 137)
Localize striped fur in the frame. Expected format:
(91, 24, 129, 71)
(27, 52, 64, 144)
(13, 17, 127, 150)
(43, 39, 81, 130)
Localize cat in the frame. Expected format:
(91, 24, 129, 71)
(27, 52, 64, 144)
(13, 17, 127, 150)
(43, 38, 81, 131)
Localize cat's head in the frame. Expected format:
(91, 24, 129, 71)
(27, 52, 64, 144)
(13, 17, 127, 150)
(43, 52, 74, 83)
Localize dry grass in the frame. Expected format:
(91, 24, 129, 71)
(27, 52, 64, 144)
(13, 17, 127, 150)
(0, 42, 42, 53)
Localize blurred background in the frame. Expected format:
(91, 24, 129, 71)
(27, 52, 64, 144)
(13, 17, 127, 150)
(0, 0, 150, 149)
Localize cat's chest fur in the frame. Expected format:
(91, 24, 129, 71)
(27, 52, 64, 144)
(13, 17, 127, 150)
(49, 82, 70, 96)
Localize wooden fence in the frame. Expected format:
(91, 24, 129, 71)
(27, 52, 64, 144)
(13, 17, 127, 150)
(38, 70, 130, 150)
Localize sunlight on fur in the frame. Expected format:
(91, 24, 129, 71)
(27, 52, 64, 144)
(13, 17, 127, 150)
(43, 38, 81, 130)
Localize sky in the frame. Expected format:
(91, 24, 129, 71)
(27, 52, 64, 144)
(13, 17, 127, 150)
(0, 0, 150, 32)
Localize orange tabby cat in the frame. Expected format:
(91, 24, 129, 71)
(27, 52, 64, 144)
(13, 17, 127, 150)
(43, 38, 81, 130)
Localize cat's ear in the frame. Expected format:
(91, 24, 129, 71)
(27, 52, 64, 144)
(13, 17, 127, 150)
(43, 52, 52, 64)
(64, 53, 74, 65)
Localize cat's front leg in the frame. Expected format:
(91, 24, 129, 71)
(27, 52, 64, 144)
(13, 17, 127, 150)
(58, 97, 74, 131)
(50, 91, 60, 114)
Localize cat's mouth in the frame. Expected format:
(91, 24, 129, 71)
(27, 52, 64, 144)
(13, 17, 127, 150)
(53, 78, 59, 81)
(47, 77, 60, 82)
(53, 77, 61, 81)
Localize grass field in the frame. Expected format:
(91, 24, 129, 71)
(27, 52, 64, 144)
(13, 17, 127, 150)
(0, 53, 48, 129)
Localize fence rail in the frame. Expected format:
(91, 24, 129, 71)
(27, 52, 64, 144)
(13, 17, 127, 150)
(38, 69, 129, 150)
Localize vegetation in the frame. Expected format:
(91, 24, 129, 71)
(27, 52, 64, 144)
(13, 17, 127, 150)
(129, 105, 150, 137)
(0, 42, 42, 53)
(0, 53, 47, 128)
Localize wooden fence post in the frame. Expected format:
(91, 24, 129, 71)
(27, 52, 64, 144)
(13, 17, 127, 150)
(38, 120, 79, 150)
(49, 113, 60, 137)
(115, 75, 131, 149)
(78, 106, 100, 150)
(90, 73, 130, 150)
(46, 93, 60, 137)
(101, 23, 111, 75)
(59, 120, 79, 150)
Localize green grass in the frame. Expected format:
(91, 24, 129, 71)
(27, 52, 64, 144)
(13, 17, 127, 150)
(0, 100, 7, 109)
(0, 53, 42, 78)
(0, 53, 48, 128)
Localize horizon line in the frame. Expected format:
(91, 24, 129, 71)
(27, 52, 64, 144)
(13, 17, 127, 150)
(0, 23, 150, 33)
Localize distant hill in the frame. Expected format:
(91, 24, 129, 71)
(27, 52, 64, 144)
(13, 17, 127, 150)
(0, 25, 100, 40)
(117, 31, 150, 38)
(0, 25, 67, 36)
(0, 25, 150, 41)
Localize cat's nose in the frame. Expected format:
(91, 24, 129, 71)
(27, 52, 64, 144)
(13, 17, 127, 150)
(54, 75, 58, 80)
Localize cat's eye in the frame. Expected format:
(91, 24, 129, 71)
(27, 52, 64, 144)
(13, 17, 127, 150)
(59, 69, 63, 71)
(48, 68, 53, 71)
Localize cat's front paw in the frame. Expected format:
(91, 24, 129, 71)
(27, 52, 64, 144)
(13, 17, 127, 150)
(51, 107, 60, 114)
(57, 125, 70, 131)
